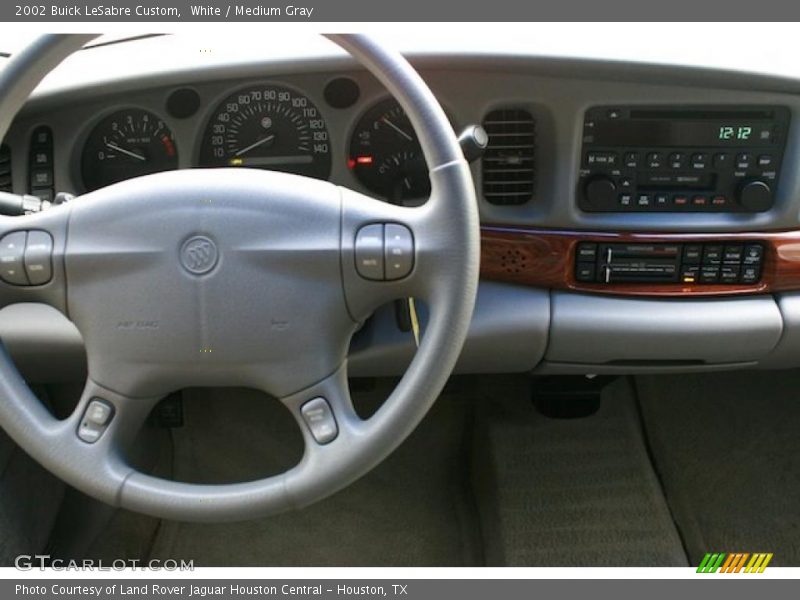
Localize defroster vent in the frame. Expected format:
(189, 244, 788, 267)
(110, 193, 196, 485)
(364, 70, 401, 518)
(481, 108, 535, 205)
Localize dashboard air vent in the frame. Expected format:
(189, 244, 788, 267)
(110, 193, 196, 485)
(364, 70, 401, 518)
(481, 108, 535, 205)
(0, 144, 11, 193)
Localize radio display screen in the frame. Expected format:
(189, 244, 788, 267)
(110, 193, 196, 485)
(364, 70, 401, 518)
(591, 120, 776, 147)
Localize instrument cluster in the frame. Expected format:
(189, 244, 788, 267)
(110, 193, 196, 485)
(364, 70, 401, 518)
(78, 79, 433, 203)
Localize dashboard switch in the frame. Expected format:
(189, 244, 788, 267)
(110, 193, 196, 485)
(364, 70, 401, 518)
(77, 399, 114, 444)
(0, 231, 28, 285)
(355, 224, 384, 280)
(301, 397, 338, 444)
(384, 224, 414, 280)
(23, 230, 53, 285)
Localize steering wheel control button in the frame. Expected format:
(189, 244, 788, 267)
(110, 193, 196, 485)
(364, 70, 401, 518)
(355, 224, 385, 280)
(77, 399, 114, 444)
(180, 235, 218, 275)
(384, 224, 414, 280)
(300, 397, 338, 444)
(23, 230, 53, 285)
(0, 231, 29, 285)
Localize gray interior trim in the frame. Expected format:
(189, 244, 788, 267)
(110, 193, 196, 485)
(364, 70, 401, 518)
(349, 282, 550, 377)
(545, 292, 784, 366)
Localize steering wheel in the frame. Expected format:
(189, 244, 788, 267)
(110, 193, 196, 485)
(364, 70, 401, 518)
(0, 34, 478, 522)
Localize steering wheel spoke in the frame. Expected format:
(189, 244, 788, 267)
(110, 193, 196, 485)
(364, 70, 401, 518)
(0, 206, 69, 313)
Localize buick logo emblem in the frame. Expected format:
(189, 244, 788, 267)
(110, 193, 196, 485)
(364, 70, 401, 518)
(180, 236, 218, 275)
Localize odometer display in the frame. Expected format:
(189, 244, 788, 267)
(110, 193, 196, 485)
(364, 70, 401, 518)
(199, 84, 331, 180)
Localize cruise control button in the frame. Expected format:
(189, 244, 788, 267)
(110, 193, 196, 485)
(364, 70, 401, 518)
(23, 230, 53, 285)
(0, 231, 29, 285)
(384, 224, 414, 280)
(354, 224, 384, 280)
(77, 399, 114, 444)
(300, 397, 338, 444)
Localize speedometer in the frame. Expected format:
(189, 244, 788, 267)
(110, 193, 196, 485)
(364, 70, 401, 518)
(199, 84, 331, 180)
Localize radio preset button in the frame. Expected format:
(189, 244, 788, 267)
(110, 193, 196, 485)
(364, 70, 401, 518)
(713, 152, 731, 169)
(668, 152, 685, 168)
(691, 153, 709, 169)
(624, 152, 638, 168)
(736, 153, 753, 169)
(646, 152, 663, 168)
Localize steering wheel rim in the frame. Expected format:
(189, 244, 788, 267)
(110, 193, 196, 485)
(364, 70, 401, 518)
(0, 34, 479, 522)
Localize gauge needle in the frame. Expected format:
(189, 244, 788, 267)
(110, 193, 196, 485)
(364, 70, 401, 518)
(381, 118, 413, 141)
(106, 142, 146, 161)
(234, 134, 276, 157)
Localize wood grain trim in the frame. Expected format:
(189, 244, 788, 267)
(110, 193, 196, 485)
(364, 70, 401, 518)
(480, 226, 800, 297)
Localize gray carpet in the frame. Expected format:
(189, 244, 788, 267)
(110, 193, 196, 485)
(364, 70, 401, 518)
(471, 376, 688, 566)
(636, 370, 800, 566)
(138, 383, 482, 566)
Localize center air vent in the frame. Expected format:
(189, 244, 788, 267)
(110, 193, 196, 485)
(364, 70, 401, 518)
(0, 144, 11, 193)
(481, 108, 536, 205)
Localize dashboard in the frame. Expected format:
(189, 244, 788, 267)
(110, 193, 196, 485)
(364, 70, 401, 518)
(5, 44, 800, 380)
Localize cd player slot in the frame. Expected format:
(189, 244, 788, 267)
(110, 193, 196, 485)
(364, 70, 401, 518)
(638, 173, 715, 190)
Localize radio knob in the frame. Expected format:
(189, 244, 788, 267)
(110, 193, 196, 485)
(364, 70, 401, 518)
(738, 180, 773, 212)
(584, 177, 617, 209)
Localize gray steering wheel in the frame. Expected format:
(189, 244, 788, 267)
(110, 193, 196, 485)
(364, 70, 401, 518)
(0, 34, 479, 522)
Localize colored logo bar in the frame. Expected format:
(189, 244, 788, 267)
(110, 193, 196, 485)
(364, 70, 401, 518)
(697, 552, 773, 573)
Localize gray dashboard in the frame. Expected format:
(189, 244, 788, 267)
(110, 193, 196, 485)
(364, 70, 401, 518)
(4, 51, 800, 380)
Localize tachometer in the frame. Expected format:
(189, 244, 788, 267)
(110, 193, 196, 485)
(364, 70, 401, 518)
(81, 109, 178, 192)
(199, 84, 331, 180)
(348, 98, 430, 202)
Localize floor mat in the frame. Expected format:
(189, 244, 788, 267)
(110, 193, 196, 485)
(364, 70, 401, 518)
(472, 376, 687, 566)
(636, 370, 800, 567)
(146, 383, 482, 566)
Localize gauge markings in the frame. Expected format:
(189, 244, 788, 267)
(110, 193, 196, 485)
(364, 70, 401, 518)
(81, 108, 178, 192)
(200, 85, 331, 180)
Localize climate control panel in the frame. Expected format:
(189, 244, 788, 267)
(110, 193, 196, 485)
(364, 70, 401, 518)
(574, 241, 764, 285)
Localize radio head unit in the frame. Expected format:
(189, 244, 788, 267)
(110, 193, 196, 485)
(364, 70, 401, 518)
(578, 105, 790, 213)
